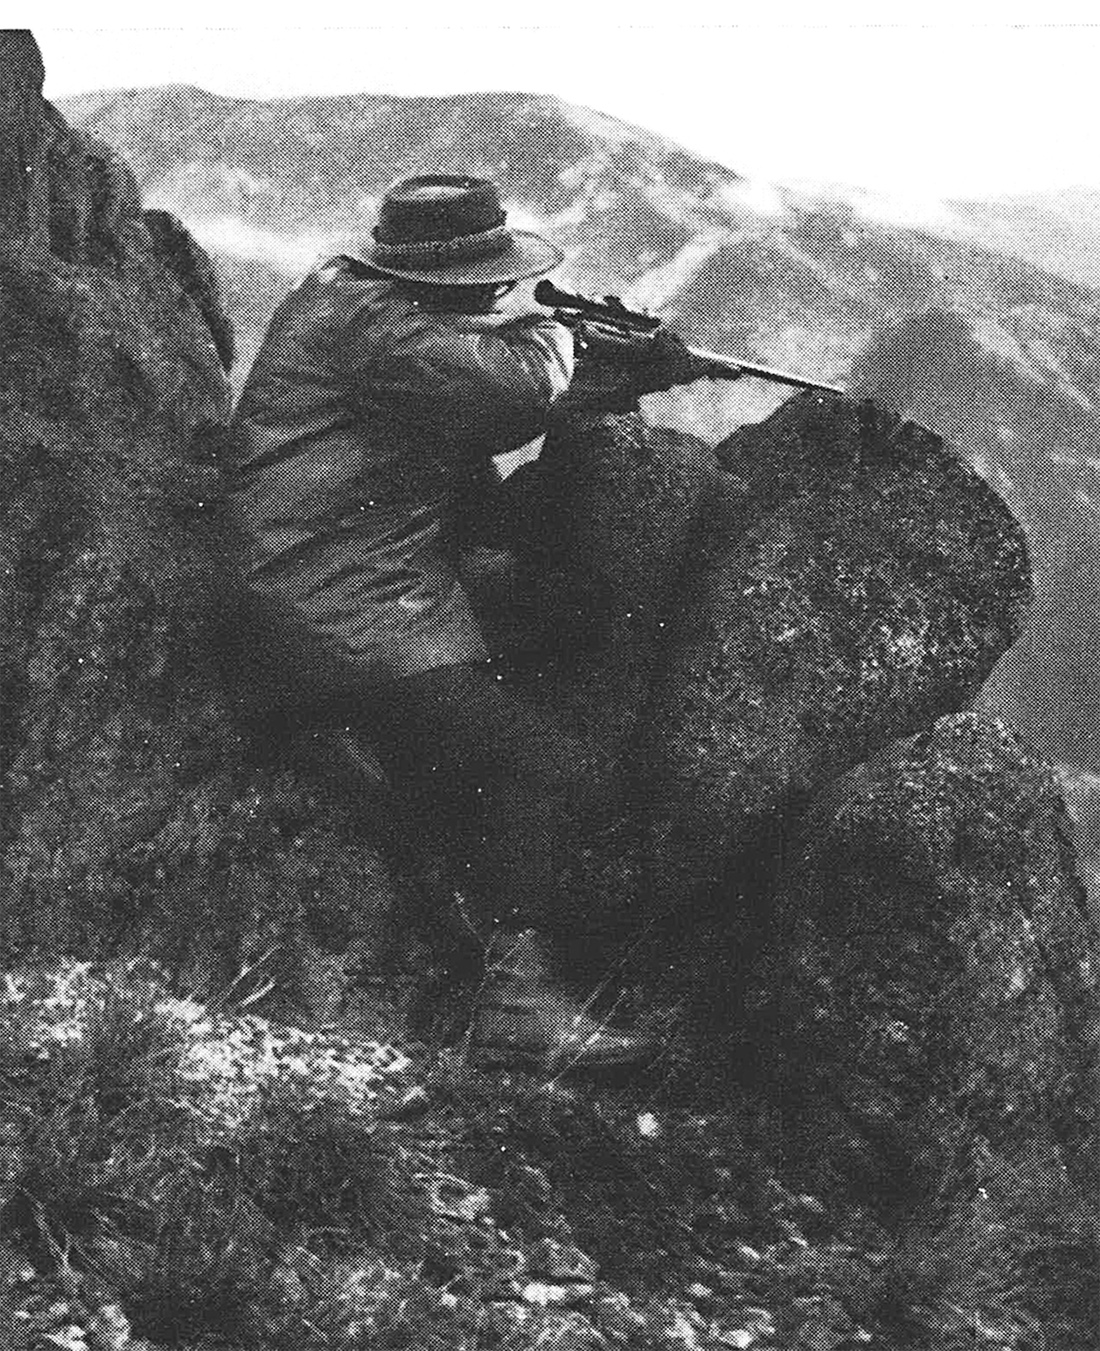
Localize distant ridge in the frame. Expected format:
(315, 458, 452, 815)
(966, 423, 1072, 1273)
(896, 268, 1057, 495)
(61, 82, 1100, 769)
(949, 186, 1100, 290)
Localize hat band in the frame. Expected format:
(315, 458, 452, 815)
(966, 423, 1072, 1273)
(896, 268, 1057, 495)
(372, 223, 513, 269)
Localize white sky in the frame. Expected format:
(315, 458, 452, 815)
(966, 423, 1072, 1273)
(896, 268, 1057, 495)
(17, 2, 1100, 201)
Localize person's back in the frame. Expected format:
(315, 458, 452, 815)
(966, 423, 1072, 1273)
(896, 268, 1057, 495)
(226, 254, 571, 703)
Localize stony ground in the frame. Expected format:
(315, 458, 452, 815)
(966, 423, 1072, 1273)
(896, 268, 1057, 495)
(0, 958, 1092, 1351)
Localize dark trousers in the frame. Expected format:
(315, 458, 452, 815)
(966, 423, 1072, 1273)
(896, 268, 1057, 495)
(276, 662, 621, 938)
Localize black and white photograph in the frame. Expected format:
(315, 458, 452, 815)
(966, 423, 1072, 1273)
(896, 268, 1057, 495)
(1, 10, 1098, 1348)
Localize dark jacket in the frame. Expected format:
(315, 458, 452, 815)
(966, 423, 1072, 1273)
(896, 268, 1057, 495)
(222, 258, 572, 712)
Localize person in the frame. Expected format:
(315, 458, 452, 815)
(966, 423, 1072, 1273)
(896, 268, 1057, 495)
(222, 174, 696, 1069)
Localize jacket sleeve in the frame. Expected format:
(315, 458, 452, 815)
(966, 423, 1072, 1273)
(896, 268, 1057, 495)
(349, 310, 574, 459)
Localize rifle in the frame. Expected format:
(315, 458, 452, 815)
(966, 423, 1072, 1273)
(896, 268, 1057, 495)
(533, 280, 845, 398)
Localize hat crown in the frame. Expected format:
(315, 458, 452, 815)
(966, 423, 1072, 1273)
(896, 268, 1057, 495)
(364, 172, 562, 284)
(375, 175, 506, 247)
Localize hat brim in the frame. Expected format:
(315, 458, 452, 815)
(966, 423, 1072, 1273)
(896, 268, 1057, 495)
(361, 230, 564, 285)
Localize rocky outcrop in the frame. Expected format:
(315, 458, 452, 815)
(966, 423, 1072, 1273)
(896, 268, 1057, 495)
(0, 33, 404, 1008)
(477, 386, 1094, 1343)
(496, 395, 1031, 927)
(745, 712, 1100, 1338)
(1, 29, 1097, 1349)
(641, 396, 1030, 918)
(144, 207, 236, 371)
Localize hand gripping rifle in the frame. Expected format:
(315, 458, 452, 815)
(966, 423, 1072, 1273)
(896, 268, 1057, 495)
(534, 280, 844, 397)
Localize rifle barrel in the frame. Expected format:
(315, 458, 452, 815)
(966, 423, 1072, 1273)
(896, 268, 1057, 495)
(688, 347, 845, 396)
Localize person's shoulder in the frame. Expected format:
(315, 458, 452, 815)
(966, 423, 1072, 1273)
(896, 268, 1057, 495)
(297, 257, 419, 338)
(306, 255, 393, 302)
(437, 310, 523, 334)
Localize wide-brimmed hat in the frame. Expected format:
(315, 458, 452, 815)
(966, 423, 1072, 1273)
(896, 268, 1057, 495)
(362, 174, 564, 285)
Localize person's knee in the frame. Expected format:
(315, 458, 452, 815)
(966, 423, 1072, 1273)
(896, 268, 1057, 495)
(397, 662, 619, 820)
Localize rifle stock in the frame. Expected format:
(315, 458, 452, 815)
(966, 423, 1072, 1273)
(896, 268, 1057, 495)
(534, 280, 845, 398)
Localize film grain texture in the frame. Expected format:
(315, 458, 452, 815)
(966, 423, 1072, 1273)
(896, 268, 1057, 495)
(0, 26, 1098, 1351)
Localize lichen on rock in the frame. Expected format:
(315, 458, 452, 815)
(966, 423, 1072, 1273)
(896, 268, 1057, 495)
(0, 32, 404, 1003)
(640, 393, 1032, 918)
(748, 710, 1100, 1337)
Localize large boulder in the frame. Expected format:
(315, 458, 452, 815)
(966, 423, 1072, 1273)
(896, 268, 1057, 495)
(475, 396, 1032, 946)
(748, 711, 1100, 1342)
(492, 410, 720, 752)
(639, 394, 1032, 918)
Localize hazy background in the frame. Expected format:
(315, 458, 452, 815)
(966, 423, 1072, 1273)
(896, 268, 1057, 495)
(29, 7, 1100, 840)
(32, 4, 1100, 200)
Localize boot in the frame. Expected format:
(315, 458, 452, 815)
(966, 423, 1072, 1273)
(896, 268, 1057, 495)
(469, 930, 655, 1071)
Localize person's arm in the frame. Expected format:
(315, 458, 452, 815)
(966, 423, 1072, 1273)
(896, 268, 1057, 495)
(548, 325, 705, 423)
(352, 307, 574, 458)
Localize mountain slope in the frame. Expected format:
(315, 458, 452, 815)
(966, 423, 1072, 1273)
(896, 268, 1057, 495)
(61, 85, 1100, 770)
(949, 186, 1100, 292)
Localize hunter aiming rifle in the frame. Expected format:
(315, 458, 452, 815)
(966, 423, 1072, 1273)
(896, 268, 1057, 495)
(534, 280, 845, 397)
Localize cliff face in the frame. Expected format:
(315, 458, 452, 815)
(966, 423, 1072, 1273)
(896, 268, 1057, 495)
(2, 31, 1099, 1350)
(0, 32, 405, 1008)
